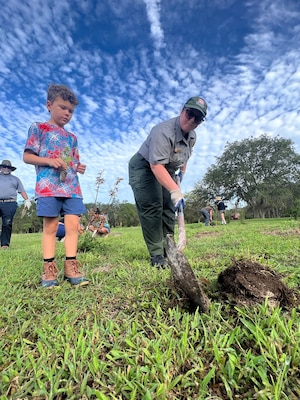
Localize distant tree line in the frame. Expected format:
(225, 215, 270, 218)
(13, 201, 140, 234)
(188, 134, 300, 220)
(11, 134, 300, 233)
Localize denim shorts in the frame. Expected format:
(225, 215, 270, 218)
(36, 197, 86, 217)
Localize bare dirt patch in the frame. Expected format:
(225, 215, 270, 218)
(217, 259, 300, 308)
(195, 231, 220, 238)
(263, 228, 300, 236)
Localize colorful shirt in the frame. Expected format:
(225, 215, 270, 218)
(24, 122, 83, 199)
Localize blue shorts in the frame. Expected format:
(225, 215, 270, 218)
(36, 197, 86, 217)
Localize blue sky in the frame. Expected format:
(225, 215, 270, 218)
(1, 0, 300, 204)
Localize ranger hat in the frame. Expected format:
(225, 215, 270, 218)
(0, 160, 17, 171)
(184, 96, 207, 118)
(215, 196, 222, 201)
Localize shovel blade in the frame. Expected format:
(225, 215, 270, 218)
(165, 234, 210, 312)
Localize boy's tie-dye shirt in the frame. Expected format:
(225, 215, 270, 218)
(24, 122, 83, 199)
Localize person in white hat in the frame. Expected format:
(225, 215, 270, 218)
(0, 159, 31, 248)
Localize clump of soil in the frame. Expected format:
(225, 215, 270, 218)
(218, 259, 299, 308)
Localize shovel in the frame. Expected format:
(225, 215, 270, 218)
(175, 175, 186, 251)
(165, 234, 210, 312)
(165, 174, 210, 312)
(21, 206, 27, 219)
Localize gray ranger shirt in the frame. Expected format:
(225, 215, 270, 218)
(138, 116, 196, 174)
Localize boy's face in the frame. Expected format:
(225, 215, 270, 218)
(46, 96, 76, 128)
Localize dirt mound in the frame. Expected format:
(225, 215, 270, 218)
(218, 259, 299, 308)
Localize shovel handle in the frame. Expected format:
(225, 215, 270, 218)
(175, 172, 186, 251)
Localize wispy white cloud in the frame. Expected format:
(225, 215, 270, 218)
(143, 0, 165, 50)
(0, 0, 299, 204)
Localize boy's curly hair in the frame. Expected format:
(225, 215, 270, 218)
(47, 83, 79, 106)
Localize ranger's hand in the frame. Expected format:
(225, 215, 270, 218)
(170, 189, 185, 211)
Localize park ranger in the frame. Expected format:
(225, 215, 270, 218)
(128, 96, 207, 268)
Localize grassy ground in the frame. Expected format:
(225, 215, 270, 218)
(1, 218, 300, 399)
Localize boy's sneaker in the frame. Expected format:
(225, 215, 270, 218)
(64, 260, 89, 286)
(150, 255, 167, 269)
(42, 261, 59, 288)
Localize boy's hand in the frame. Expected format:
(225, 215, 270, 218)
(48, 158, 67, 170)
(76, 162, 86, 174)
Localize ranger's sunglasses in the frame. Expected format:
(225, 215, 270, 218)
(185, 108, 205, 123)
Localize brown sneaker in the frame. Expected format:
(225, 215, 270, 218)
(42, 261, 59, 288)
(64, 260, 89, 286)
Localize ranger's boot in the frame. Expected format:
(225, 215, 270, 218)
(64, 259, 89, 286)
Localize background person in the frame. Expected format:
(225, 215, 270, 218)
(87, 208, 110, 237)
(56, 218, 66, 241)
(129, 96, 207, 268)
(200, 205, 214, 226)
(0, 159, 31, 248)
(23, 83, 88, 288)
(56, 217, 85, 241)
(215, 196, 227, 224)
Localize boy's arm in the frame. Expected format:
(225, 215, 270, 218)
(23, 150, 67, 169)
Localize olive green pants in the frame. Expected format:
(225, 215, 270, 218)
(129, 153, 175, 257)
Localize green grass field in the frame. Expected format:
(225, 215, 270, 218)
(1, 218, 300, 399)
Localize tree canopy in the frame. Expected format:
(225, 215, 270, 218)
(201, 134, 300, 218)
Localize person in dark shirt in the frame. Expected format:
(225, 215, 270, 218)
(215, 196, 227, 225)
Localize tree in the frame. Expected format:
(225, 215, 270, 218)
(104, 177, 124, 226)
(202, 134, 300, 218)
(85, 171, 124, 227)
(94, 170, 105, 206)
(118, 202, 139, 227)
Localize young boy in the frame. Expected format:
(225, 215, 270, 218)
(23, 83, 89, 288)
